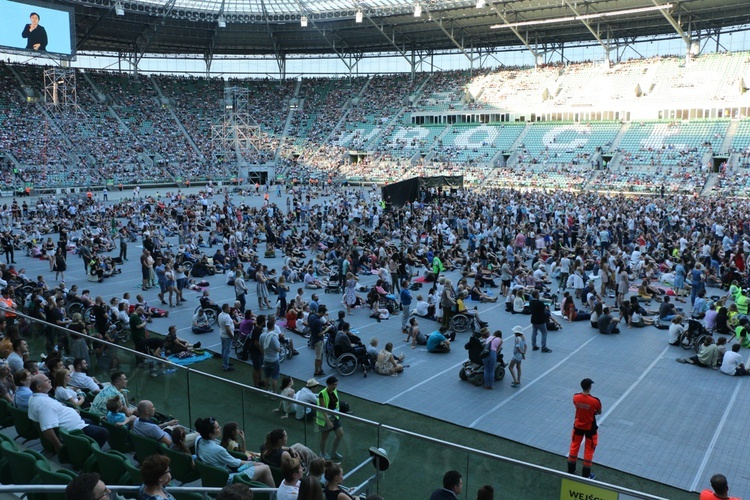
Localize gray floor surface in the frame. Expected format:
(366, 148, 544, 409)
(13, 186, 748, 496)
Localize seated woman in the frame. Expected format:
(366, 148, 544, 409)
(220, 422, 259, 459)
(512, 289, 526, 314)
(53, 369, 86, 408)
(324, 461, 355, 500)
(194, 416, 275, 487)
(163, 325, 200, 356)
(369, 300, 389, 321)
(470, 280, 498, 303)
(374, 342, 404, 376)
(562, 292, 590, 322)
(715, 306, 731, 335)
(259, 428, 317, 470)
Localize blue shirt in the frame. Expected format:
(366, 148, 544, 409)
(14, 386, 32, 410)
(427, 332, 447, 352)
(400, 289, 412, 306)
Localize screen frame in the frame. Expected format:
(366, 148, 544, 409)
(2, 0, 77, 59)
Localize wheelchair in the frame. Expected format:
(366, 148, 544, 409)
(680, 319, 711, 352)
(335, 345, 373, 377)
(450, 312, 486, 333)
(194, 299, 219, 326)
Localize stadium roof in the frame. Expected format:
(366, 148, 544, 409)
(66, 0, 750, 57)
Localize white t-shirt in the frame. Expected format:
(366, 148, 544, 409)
(721, 350, 744, 375)
(276, 480, 300, 499)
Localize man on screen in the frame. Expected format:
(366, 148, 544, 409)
(22, 12, 48, 51)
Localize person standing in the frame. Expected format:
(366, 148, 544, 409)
(482, 329, 503, 390)
(309, 305, 330, 377)
(259, 322, 281, 395)
(118, 228, 128, 261)
(509, 326, 526, 388)
(235, 270, 248, 313)
(529, 291, 551, 353)
(567, 378, 602, 480)
(218, 304, 235, 372)
(400, 280, 412, 334)
(316, 376, 344, 460)
(700, 473, 741, 500)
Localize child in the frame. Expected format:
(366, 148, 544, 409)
(106, 396, 136, 427)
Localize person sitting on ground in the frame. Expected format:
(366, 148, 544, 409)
(668, 315, 686, 346)
(294, 378, 319, 421)
(194, 416, 275, 487)
(470, 280, 497, 303)
(597, 307, 620, 335)
(562, 291, 590, 322)
(412, 294, 431, 318)
(192, 308, 213, 334)
(734, 317, 750, 349)
(427, 326, 452, 353)
(163, 325, 200, 355)
(677, 335, 721, 367)
(374, 342, 404, 376)
(720, 343, 750, 376)
(658, 295, 678, 322)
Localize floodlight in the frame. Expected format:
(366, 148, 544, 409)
(301, 15, 308, 27)
(115, 0, 125, 16)
(476, 0, 485, 8)
(217, 14, 226, 28)
(414, 4, 422, 17)
(356, 10, 363, 23)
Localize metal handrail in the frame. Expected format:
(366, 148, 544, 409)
(7, 308, 666, 499)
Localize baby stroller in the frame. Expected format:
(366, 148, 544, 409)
(325, 271, 342, 294)
(459, 333, 505, 386)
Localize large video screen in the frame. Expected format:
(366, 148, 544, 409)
(0, 0, 76, 57)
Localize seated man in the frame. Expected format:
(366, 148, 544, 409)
(658, 296, 678, 322)
(303, 269, 325, 289)
(294, 378, 319, 421)
(131, 400, 178, 445)
(27, 374, 109, 451)
(69, 358, 102, 394)
(720, 344, 749, 376)
(456, 290, 488, 328)
(427, 326, 453, 353)
(677, 336, 722, 367)
(90, 371, 136, 417)
(334, 322, 365, 357)
(464, 331, 484, 365)
(597, 307, 620, 335)
(192, 308, 214, 334)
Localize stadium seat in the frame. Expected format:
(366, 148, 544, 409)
(8, 405, 39, 444)
(161, 443, 200, 485)
(33, 460, 78, 500)
(100, 418, 134, 453)
(130, 431, 165, 463)
(91, 444, 131, 485)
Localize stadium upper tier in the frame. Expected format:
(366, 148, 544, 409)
(2, 54, 750, 194)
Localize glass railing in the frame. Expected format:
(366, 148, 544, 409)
(19, 312, 666, 499)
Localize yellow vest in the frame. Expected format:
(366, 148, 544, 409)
(316, 388, 339, 427)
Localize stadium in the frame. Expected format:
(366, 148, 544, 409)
(1, 0, 750, 498)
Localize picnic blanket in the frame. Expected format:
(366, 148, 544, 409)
(166, 351, 212, 366)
